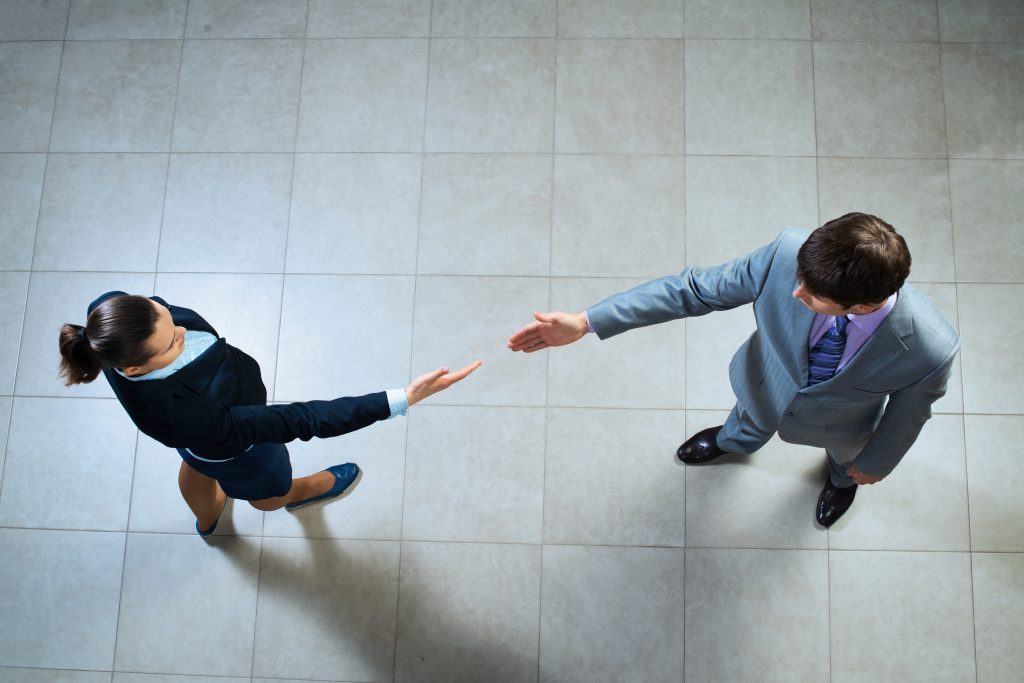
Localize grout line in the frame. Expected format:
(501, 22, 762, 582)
(937, 24, 981, 680)
(108, 428, 141, 671)
(152, 23, 188, 276)
(394, 2, 434, 678)
(12, 150, 1024, 162)
(5, 34, 1023, 45)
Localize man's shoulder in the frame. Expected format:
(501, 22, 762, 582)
(896, 284, 960, 358)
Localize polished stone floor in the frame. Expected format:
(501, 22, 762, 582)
(1, 1, 1022, 681)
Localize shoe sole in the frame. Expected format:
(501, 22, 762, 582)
(286, 467, 362, 512)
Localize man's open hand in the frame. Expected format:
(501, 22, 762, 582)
(507, 311, 588, 353)
(406, 361, 482, 405)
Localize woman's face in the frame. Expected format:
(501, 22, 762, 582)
(121, 300, 186, 376)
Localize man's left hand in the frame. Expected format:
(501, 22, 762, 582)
(847, 464, 884, 485)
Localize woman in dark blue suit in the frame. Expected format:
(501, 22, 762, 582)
(58, 291, 479, 537)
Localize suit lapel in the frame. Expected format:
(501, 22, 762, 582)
(806, 291, 913, 392)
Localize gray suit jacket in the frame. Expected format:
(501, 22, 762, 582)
(587, 227, 960, 477)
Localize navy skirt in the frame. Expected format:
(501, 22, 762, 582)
(177, 442, 293, 501)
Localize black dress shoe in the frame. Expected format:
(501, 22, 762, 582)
(816, 476, 857, 528)
(676, 425, 726, 464)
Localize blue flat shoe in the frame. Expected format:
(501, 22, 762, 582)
(196, 498, 227, 538)
(285, 463, 361, 511)
(196, 517, 219, 538)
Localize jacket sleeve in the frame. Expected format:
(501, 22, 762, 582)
(179, 392, 392, 451)
(586, 230, 789, 340)
(851, 346, 959, 478)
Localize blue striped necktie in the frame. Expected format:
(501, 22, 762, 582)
(807, 315, 849, 386)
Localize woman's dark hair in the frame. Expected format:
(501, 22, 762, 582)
(58, 295, 160, 386)
(796, 213, 911, 309)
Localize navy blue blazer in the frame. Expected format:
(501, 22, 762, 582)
(89, 291, 391, 459)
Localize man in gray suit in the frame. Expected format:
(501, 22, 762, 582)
(507, 213, 959, 527)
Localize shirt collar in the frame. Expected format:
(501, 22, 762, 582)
(847, 290, 898, 335)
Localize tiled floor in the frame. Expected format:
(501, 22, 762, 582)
(0, 1, 1022, 681)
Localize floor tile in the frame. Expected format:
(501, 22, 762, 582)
(907, 282, 963, 414)
(307, 0, 431, 37)
(261, 413, 406, 540)
(540, 545, 685, 683)
(287, 153, 421, 274)
(559, 0, 682, 37)
(818, 157, 955, 283)
(185, 0, 307, 38)
(15, 271, 154, 399)
(943, 44, 1024, 159)
(939, 0, 1024, 42)
(275, 274, 415, 401)
(0, 0, 69, 40)
(556, 39, 683, 154)
(685, 548, 829, 682)
(686, 303, 756, 410)
(34, 153, 167, 271)
(965, 415, 1024, 551)
(154, 272, 283, 398)
(545, 407, 685, 546)
(0, 272, 29, 395)
(686, 0, 809, 39)
(2, 669, 111, 683)
(411, 276, 548, 406)
(829, 414, 969, 550)
(128, 433, 265, 536)
(685, 156, 817, 268)
(50, 40, 180, 152)
(685, 409, 828, 550)
(951, 160, 1024, 283)
(297, 39, 428, 152)
(957, 283, 1024, 414)
(0, 42, 62, 152)
(432, 0, 555, 37)
(973, 552, 1024, 682)
(418, 154, 551, 276)
(0, 397, 136, 530)
(158, 153, 292, 273)
(548, 278, 686, 409)
(810, 0, 938, 41)
(252, 537, 400, 681)
(172, 39, 303, 152)
(115, 533, 261, 676)
(395, 541, 542, 683)
(685, 40, 814, 155)
(829, 550, 976, 682)
(814, 41, 946, 158)
(0, 154, 45, 270)
(0, 528, 123, 670)
(426, 38, 554, 152)
(67, 0, 187, 39)
(404, 405, 544, 543)
(552, 155, 685, 278)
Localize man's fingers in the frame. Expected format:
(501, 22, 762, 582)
(508, 322, 543, 346)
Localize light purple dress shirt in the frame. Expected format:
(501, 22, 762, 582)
(807, 291, 898, 372)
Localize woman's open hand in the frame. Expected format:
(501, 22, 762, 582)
(406, 361, 483, 405)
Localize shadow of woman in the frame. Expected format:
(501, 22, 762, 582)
(215, 507, 536, 682)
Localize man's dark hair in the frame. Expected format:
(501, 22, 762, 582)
(796, 213, 911, 309)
